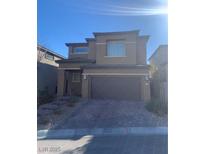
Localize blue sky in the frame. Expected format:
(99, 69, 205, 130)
(38, 0, 167, 59)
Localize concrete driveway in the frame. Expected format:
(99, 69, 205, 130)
(53, 99, 167, 129)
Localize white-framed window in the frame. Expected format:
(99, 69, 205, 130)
(73, 47, 88, 54)
(72, 72, 81, 82)
(45, 53, 54, 60)
(107, 40, 126, 57)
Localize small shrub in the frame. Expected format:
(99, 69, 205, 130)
(38, 117, 50, 125)
(146, 99, 168, 116)
(37, 87, 54, 108)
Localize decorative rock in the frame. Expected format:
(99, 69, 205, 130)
(40, 104, 58, 110)
(55, 101, 66, 105)
(38, 109, 53, 116)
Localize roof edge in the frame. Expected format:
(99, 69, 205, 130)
(65, 42, 88, 47)
(37, 44, 66, 59)
(85, 38, 96, 42)
(93, 30, 140, 37)
(139, 35, 150, 42)
(56, 58, 96, 64)
(148, 44, 168, 61)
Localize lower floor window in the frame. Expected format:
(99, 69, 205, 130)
(72, 72, 81, 82)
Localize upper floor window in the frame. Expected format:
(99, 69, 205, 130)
(73, 47, 88, 54)
(107, 40, 126, 57)
(45, 53, 54, 60)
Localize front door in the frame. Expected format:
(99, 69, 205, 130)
(64, 70, 82, 96)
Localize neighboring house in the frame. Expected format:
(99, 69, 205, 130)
(149, 45, 168, 103)
(56, 30, 151, 101)
(37, 44, 65, 96)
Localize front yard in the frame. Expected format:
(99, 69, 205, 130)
(37, 96, 85, 130)
(38, 98, 167, 130)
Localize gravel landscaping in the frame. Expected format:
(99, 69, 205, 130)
(37, 97, 86, 130)
(52, 99, 167, 130)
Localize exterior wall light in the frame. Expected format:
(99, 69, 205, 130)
(83, 74, 87, 80)
(145, 75, 149, 81)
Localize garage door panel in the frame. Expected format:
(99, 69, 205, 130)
(91, 76, 141, 100)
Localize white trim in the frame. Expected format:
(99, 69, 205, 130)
(70, 52, 88, 55)
(58, 68, 81, 70)
(135, 64, 147, 66)
(96, 43, 106, 45)
(82, 73, 149, 76)
(58, 65, 147, 71)
(126, 42, 137, 44)
(96, 41, 136, 45)
(104, 56, 127, 58)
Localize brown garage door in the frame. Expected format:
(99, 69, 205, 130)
(91, 76, 141, 101)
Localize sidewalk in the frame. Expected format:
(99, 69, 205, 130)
(38, 127, 167, 139)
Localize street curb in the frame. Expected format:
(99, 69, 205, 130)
(38, 127, 167, 139)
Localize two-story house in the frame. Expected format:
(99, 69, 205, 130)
(56, 30, 151, 101)
(37, 44, 65, 96)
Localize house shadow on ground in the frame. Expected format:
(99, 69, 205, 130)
(58, 134, 167, 154)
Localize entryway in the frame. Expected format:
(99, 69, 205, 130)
(64, 70, 82, 96)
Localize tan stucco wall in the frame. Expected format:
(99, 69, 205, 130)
(149, 45, 168, 67)
(69, 53, 88, 59)
(83, 67, 149, 74)
(136, 37, 147, 65)
(81, 76, 89, 98)
(149, 45, 168, 82)
(59, 63, 91, 69)
(87, 40, 96, 59)
(66, 32, 148, 65)
(93, 33, 148, 65)
(68, 44, 88, 59)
